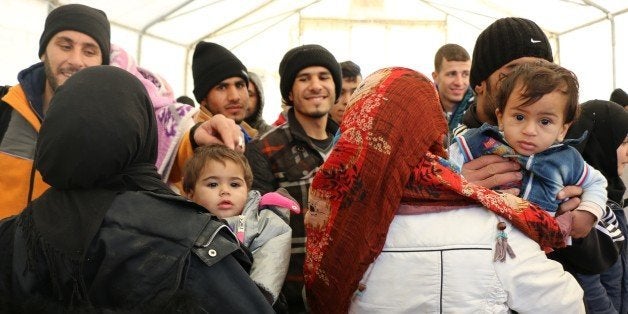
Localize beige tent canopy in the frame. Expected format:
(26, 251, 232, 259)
(2, 0, 627, 122)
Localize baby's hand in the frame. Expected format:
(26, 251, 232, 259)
(570, 210, 596, 239)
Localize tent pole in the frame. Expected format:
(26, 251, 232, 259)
(137, 0, 199, 64)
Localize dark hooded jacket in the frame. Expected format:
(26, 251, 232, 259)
(0, 66, 273, 313)
(548, 100, 628, 275)
(567, 100, 628, 205)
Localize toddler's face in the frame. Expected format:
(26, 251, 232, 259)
(188, 160, 248, 219)
(496, 84, 570, 156)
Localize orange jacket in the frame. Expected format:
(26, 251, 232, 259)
(0, 85, 49, 219)
(167, 106, 258, 193)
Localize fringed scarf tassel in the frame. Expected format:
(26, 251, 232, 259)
(494, 221, 516, 262)
(16, 208, 89, 306)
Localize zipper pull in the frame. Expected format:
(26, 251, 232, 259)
(236, 215, 245, 243)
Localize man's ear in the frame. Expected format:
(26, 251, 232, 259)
(431, 71, 438, 82)
(200, 98, 213, 112)
(474, 81, 486, 96)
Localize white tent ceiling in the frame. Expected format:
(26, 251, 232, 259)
(2, 0, 627, 122)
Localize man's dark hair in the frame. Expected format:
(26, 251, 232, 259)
(434, 44, 470, 72)
(176, 95, 195, 106)
(340, 61, 362, 83)
(610, 88, 628, 107)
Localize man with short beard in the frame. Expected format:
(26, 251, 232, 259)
(0, 4, 110, 218)
(245, 44, 341, 313)
(191, 41, 258, 141)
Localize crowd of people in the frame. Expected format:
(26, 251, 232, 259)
(0, 3, 627, 314)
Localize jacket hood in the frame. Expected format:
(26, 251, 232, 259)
(244, 71, 265, 125)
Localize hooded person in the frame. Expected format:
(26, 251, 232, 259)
(244, 71, 273, 136)
(568, 101, 628, 207)
(562, 100, 628, 313)
(304, 67, 583, 313)
(0, 66, 273, 313)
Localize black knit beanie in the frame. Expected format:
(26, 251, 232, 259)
(279, 44, 341, 106)
(39, 4, 111, 65)
(470, 17, 553, 89)
(192, 41, 248, 103)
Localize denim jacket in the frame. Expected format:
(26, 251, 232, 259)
(451, 123, 607, 219)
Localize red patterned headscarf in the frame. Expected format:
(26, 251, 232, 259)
(304, 67, 565, 313)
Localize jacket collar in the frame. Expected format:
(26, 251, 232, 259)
(17, 62, 46, 120)
(286, 107, 339, 144)
(461, 99, 483, 129)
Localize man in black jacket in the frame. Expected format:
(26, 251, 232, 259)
(245, 44, 341, 313)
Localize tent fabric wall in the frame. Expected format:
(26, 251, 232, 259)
(1, 0, 627, 123)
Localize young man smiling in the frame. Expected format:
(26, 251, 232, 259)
(245, 44, 341, 313)
(432, 43, 473, 135)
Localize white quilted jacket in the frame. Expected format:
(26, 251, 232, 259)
(349, 206, 585, 314)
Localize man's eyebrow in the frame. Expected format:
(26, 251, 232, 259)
(54, 36, 74, 43)
(54, 35, 99, 49)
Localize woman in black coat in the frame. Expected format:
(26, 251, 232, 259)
(0, 66, 273, 313)
(566, 100, 628, 313)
